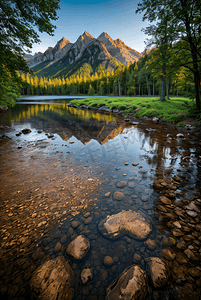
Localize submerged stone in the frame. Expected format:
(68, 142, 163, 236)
(146, 257, 169, 288)
(98, 210, 152, 240)
(29, 256, 74, 300)
(66, 235, 90, 260)
(105, 265, 149, 300)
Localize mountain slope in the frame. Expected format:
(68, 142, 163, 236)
(30, 31, 143, 78)
(27, 37, 72, 68)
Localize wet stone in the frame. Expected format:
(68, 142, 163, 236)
(188, 267, 200, 278)
(54, 241, 62, 253)
(184, 248, 198, 260)
(113, 191, 124, 201)
(132, 162, 139, 166)
(146, 257, 169, 288)
(116, 181, 127, 188)
(128, 182, 135, 188)
(29, 256, 74, 300)
(105, 192, 111, 197)
(186, 210, 198, 217)
(81, 268, 93, 284)
(105, 265, 148, 300)
(133, 253, 141, 263)
(71, 220, 80, 228)
(172, 229, 184, 237)
(162, 249, 176, 260)
(99, 210, 152, 240)
(176, 252, 188, 264)
(103, 256, 114, 267)
(159, 196, 172, 205)
(144, 239, 156, 250)
(66, 235, 90, 260)
(84, 217, 93, 225)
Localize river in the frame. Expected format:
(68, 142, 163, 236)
(0, 98, 201, 300)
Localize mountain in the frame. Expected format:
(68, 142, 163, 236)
(26, 37, 72, 68)
(29, 31, 143, 78)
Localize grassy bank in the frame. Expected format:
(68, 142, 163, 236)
(70, 96, 201, 125)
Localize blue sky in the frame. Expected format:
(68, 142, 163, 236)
(30, 0, 149, 54)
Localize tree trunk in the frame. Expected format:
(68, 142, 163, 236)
(161, 75, 166, 101)
(118, 80, 121, 96)
(166, 83, 169, 100)
(145, 74, 151, 96)
(153, 77, 155, 96)
(139, 83, 141, 96)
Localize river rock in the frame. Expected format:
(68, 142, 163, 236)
(29, 256, 74, 300)
(66, 235, 90, 260)
(113, 191, 124, 201)
(117, 181, 127, 188)
(144, 239, 156, 250)
(184, 248, 198, 260)
(71, 221, 80, 228)
(132, 162, 139, 166)
(133, 253, 142, 263)
(105, 265, 149, 300)
(159, 196, 172, 205)
(81, 268, 93, 284)
(103, 256, 114, 267)
(22, 128, 32, 134)
(146, 257, 169, 288)
(162, 249, 176, 260)
(98, 210, 152, 240)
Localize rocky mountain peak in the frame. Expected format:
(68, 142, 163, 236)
(55, 37, 70, 52)
(83, 31, 94, 39)
(97, 32, 115, 45)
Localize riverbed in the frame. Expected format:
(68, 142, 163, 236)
(0, 99, 201, 300)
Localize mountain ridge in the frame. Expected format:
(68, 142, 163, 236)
(26, 31, 143, 78)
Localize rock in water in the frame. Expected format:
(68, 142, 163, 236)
(98, 210, 152, 240)
(66, 235, 90, 259)
(106, 265, 149, 300)
(22, 128, 32, 134)
(146, 257, 169, 288)
(29, 256, 74, 300)
(81, 268, 93, 284)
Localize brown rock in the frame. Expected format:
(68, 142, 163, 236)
(159, 196, 172, 205)
(103, 256, 114, 267)
(144, 239, 156, 250)
(117, 181, 127, 188)
(132, 162, 139, 166)
(188, 267, 200, 278)
(113, 192, 124, 201)
(162, 249, 176, 260)
(133, 253, 142, 263)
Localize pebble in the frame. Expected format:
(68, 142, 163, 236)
(71, 221, 80, 228)
(54, 242, 62, 253)
(159, 196, 172, 205)
(124, 162, 129, 165)
(184, 248, 198, 260)
(162, 249, 176, 260)
(113, 191, 124, 201)
(117, 181, 127, 188)
(132, 162, 139, 166)
(133, 253, 141, 263)
(103, 256, 114, 266)
(105, 192, 111, 197)
(144, 239, 156, 250)
(84, 217, 93, 225)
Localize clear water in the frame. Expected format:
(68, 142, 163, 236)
(0, 100, 201, 300)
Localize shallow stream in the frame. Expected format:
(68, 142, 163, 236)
(0, 98, 201, 300)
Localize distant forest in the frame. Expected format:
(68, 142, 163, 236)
(19, 42, 195, 99)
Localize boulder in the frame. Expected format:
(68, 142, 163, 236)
(29, 256, 74, 300)
(81, 268, 93, 284)
(66, 235, 90, 260)
(98, 210, 152, 240)
(146, 257, 169, 288)
(105, 265, 149, 300)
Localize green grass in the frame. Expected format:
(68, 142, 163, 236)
(70, 96, 200, 124)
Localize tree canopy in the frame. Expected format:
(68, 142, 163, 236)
(0, 0, 60, 106)
(136, 0, 201, 109)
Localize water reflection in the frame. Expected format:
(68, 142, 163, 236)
(0, 103, 201, 300)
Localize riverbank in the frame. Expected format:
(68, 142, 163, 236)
(70, 96, 201, 127)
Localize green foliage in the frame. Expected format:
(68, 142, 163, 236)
(88, 84, 95, 96)
(0, 0, 60, 107)
(177, 122, 186, 126)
